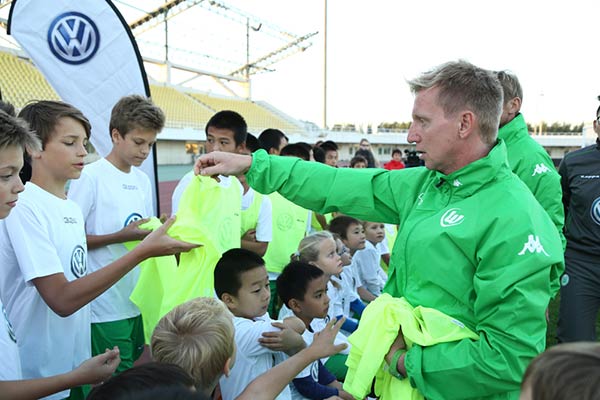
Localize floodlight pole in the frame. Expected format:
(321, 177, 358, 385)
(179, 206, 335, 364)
(323, 0, 328, 130)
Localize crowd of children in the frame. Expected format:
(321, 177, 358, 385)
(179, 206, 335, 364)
(0, 96, 598, 400)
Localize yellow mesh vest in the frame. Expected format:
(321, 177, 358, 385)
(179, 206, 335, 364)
(240, 190, 263, 236)
(129, 175, 241, 342)
(344, 294, 478, 400)
(263, 192, 309, 275)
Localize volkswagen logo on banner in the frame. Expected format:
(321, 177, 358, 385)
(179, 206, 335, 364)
(47, 12, 100, 65)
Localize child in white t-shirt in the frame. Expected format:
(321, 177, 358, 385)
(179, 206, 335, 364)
(214, 249, 306, 400)
(352, 221, 388, 297)
(239, 133, 272, 257)
(276, 261, 353, 400)
(0, 101, 195, 400)
(68, 95, 164, 372)
(0, 109, 120, 399)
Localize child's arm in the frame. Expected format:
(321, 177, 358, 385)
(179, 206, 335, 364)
(237, 318, 347, 400)
(32, 217, 197, 317)
(357, 286, 376, 303)
(0, 347, 119, 400)
(240, 229, 268, 257)
(326, 381, 354, 400)
(86, 217, 152, 249)
(258, 317, 306, 356)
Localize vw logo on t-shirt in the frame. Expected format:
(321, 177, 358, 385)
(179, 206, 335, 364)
(70, 245, 87, 278)
(124, 213, 143, 227)
(47, 12, 100, 65)
(591, 197, 600, 226)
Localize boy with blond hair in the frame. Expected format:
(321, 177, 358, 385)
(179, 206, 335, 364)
(151, 296, 347, 400)
(68, 95, 165, 371)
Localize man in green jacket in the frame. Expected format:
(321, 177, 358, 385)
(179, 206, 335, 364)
(194, 61, 564, 400)
(496, 70, 565, 251)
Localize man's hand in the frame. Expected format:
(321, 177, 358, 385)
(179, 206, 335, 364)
(70, 346, 120, 385)
(259, 321, 306, 355)
(385, 327, 407, 378)
(194, 151, 253, 177)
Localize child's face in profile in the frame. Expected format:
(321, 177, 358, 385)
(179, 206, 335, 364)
(295, 275, 330, 320)
(343, 223, 366, 252)
(364, 222, 385, 245)
(0, 145, 25, 219)
(336, 239, 352, 267)
(313, 238, 342, 276)
(206, 127, 241, 154)
(227, 266, 271, 319)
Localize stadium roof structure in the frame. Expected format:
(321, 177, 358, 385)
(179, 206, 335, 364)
(0, 0, 317, 99)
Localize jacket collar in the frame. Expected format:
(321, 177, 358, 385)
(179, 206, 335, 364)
(432, 140, 510, 198)
(497, 113, 526, 143)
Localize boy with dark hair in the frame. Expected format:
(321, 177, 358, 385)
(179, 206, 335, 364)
(259, 128, 288, 155)
(171, 110, 246, 252)
(0, 100, 195, 400)
(68, 95, 166, 372)
(318, 141, 338, 167)
(214, 248, 306, 400)
(280, 144, 310, 161)
(277, 262, 353, 400)
(383, 149, 405, 170)
(328, 216, 375, 303)
(239, 133, 272, 258)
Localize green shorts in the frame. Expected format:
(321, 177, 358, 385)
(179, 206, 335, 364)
(324, 353, 348, 381)
(91, 314, 145, 373)
(65, 385, 90, 400)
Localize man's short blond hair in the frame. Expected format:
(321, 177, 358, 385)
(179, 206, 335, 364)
(151, 297, 235, 391)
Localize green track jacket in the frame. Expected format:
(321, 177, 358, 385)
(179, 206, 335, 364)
(246, 141, 564, 399)
(498, 113, 565, 252)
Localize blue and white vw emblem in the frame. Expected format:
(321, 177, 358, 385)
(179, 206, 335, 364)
(70, 245, 87, 278)
(47, 12, 100, 65)
(124, 213, 143, 227)
(591, 197, 600, 226)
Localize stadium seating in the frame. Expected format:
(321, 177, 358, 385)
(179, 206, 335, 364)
(187, 91, 301, 134)
(0, 51, 60, 109)
(0, 49, 303, 135)
(149, 84, 213, 129)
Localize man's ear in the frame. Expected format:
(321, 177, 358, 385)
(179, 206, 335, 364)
(507, 97, 522, 115)
(458, 111, 475, 139)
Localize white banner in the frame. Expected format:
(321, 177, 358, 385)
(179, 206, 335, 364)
(8, 0, 159, 214)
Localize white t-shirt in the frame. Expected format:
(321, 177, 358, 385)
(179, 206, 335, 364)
(219, 313, 292, 400)
(0, 182, 90, 400)
(0, 299, 21, 381)
(352, 241, 387, 296)
(290, 329, 318, 400)
(241, 188, 273, 242)
(171, 171, 243, 214)
(68, 158, 152, 323)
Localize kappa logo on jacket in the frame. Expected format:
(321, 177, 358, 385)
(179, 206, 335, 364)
(532, 163, 551, 176)
(518, 235, 549, 256)
(440, 208, 464, 227)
